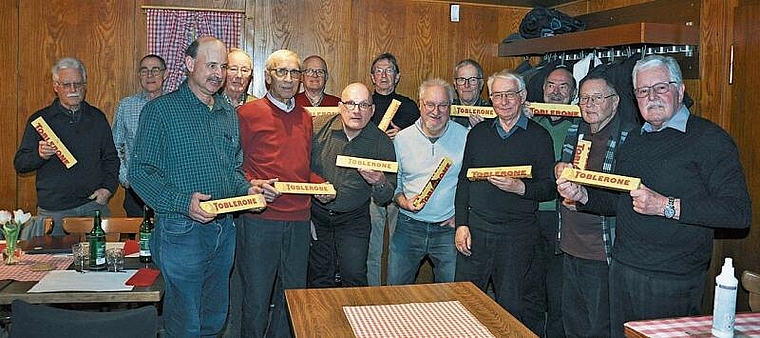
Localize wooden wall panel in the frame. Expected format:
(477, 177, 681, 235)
(0, 1, 19, 211)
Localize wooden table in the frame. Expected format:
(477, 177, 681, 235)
(285, 281, 536, 338)
(624, 312, 760, 337)
(0, 257, 163, 305)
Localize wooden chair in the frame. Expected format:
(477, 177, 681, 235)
(742, 270, 760, 312)
(62, 217, 142, 242)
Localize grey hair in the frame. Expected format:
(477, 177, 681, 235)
(453, 59, 484, 79)
(265, 49, 301, 71)
(487, 69, 526, 94)
(52, 57, 87, 82)
(419, 78, 455, 103)
(632, 55, 683, 88)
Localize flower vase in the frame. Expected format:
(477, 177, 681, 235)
(2, 225, 20, 265)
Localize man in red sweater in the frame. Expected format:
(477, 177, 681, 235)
(236, 49, 332, 338)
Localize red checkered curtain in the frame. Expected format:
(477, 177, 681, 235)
(146, 9, 242, 93)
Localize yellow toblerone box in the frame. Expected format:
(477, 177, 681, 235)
(528, 102, 582, 118)
(412, 157, 453, 209)
(573, 140, 592, 170)
(31, 116, 78, 168)
(274, 182, 336, 195)
(466, 165, 532, 181)
(560, 167, 641, 191)
(449, 105, 497, 119)
(304, 106, 340, 117)
(200, 194, 266, 214)
(377, 99, 401, 130)
(336, 155, 398, 173)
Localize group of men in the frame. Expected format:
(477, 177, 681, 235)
(14, 33, 751, 338)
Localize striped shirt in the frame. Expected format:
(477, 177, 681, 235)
(112, 91, 154, 186)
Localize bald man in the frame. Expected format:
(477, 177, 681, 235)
(309, 83, 396, 288)
(222, 48, 256, 108)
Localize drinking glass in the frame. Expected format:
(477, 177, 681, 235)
(71, 243, 89, 272)
(106, 248, 125, 272)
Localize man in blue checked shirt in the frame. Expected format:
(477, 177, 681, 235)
(112, 54, 166, 216)
(130, 36, 262, 338)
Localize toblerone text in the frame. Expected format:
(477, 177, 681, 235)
(466, 165, 532, 181)
(412, 157, 453, 209)
(305, 106, 340, 117)
(528, 102, 582, 118)
(200, 194, 266, 214)
(31, 116, 78, 168)
(274, 182, 337, 195)
(560, 167, 641, 191)
(335, 155, 398, 173)
(573, 140, 592, 170)
(449, 105, 497, 119)
(377, 99, 401, 130)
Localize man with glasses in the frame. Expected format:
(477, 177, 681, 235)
(452, 59, 491, 128)
(557, 55, 751, 337)
(308, 83, 395, 288)
(237, 49, 331, 338)
(112, 54, 166, 216)
(387, 78, 467, 285)
(295, 55, 340, 107)
(367, 52, 420, 286)
(553, 74, 637, 338)
(222, 48, 256, 108)
(455, 70, 555, 324)
(523, 65, 578, 338)
(15, 57, 118, 235)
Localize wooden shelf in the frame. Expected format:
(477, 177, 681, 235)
(499, 22, 700, 57)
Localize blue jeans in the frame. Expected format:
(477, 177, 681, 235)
(236, 215, 310, 338)
(308, 205, 370, 287)
(151, 215, 235, 338)
(387, 213, 456, 285)
(367, 199, 397, 286)
(562, 254, 610, 338)
(608, 259, 705, 338)
(38, 200, 111, 235)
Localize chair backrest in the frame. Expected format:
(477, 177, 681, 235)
(10, 299, 157, 338)
(742, 270, 760, 312)
(62, 217, 142, 242)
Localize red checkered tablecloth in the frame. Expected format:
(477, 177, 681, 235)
(343, 300, 495, 338)
(624, 312, 760, 337)
(0, 254, 74, 282)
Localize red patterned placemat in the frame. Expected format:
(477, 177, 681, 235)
(0, 254, 74, 282)
(624, 312, 760, 337)
(343, 300, 495, 338)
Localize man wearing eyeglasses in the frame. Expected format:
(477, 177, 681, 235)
(366, 52, 420, 286)
(557, 55, 751, 338)
(452, 59, 491, 128)
(522, 65, 578, 338)
(237, 49, 331, 338)
(222, 48, 256, 108)
(308, 83, 395, 288)
(455, 70, 555, 324)
(552, 74, 638, 338)
(112, 54, 166, 217)
(295, 55, 340, 107)
(15, 57, 119, 235)
(387, 78, 468, 286)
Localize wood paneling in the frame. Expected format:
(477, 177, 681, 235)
(0, 1, 19, 211)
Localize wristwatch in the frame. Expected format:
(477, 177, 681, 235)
(663, 197, 675, 219)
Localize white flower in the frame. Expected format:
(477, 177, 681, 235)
(0, 211, 11, 225)
(12, 209, 31, 226)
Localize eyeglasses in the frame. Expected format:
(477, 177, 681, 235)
(634, 81, 677, 98)
(303, 68, 327, 77)
(341, 101, 373, 111)
(228, 67, 251, 76)
(54, 81, 86, 90)
(454, 77, 481, 86)
(139, 67, 164, 77)
(579, 94, 616, 105)
(490, 90, 523, 102)
(421, 101, 451, 111)
(270, 68, 302, 78)
(372, 68, 396, 76)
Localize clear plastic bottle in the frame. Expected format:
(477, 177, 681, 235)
(712, 257, 737, 338)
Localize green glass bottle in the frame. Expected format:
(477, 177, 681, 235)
(88, 210, 106, 270)
(139, 206, 154, 263)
